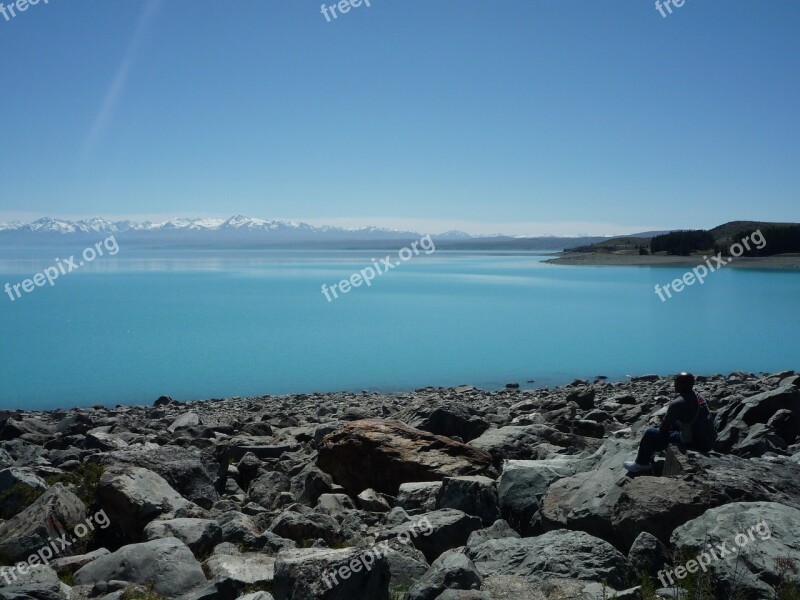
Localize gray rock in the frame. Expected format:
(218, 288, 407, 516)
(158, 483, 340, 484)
(394, 402, 490, 442)
(566, 387, 596, 410)
(540, 438, 800, 550)
(356, 489, 391, 512)
(97, 465, 203, 543)
(169, 412, 202, 433)
(397, 482, 442, 513)
(434, 591, 490, 600)
(100, 445, 223, 509)
(50, 548, 111, 574)
(407, 551, 482, 600)
(204, 546, 275, 587)
(315, 493, 355, 516)
(466, 519, 520, 547)
(0, 483, 87, 563)
(671, 501, 800, 598)
(0, 564, 61, 595)
(290, 465, 333, 506)
(246, 471, 290, 510)
(73, 537, 207, 597)
(627, 531, 671, 576)
(0, 467, 47, 518)
(731, 423, 788, 458)
(273, 547, 390, 600)
(174, 578, 241, 600)
(469, 425, 601, 467)
(144, 518, 223, 556)
(435, 476, 500, 526)
(467, 529, 633, 590)
(85, 429, 129, 451)
(269, 511, 343, 546)
(497, 455, 587, 534)
(768, 409, 800, 445)
(738, 385, 800, 426)
(383, 538, 429, 588)
(379, 509, 482, 563)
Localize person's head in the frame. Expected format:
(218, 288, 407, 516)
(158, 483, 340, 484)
(674, 372, 695, 394)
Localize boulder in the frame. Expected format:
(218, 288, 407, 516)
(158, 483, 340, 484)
(406, 551, 482, 600)
(382, 538, 429, 588)
(169, 412, 202, 433)
(247, 471, 290, 510)
(767, 409, 800, 445)
(316, 494, 356, 516)
(0, 484, 86, 563)
(317, 420, 492, 495)
(394, 402, 490, 442)
(731, 423, 787, 458)
(433, 591, 490, 600)
(435, 476, 500, 526)
(378, 509, 482, 563)
(671, 501, 800, 598)
(737, 386, 800, 426)
(144, 518, 223, 556)
(49, 548, 111, 575)
(566, 387, 596, 410)
(627, 531, 671, 576)
(541, 440, 800, 550)
(99, 445, 223, 508)
(356, 489, 391, 512)
(497, 455, 589, 534)
(0, 467, 48, 518)
(469, 425, 601, 467)
(396, 482, 442, 513)
(290, 465, 333, 505)
(73, 537, 207, 597)
(0, 564, 61, 597)
(269, 511, 343, 546)
(97, 466, 203, 543)
(466, 519, 520, 547)
(273, 547, 390, 600)
(467, 529, 633, 590)
(204, 545, 275, 588)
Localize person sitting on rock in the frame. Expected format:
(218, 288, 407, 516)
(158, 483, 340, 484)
(624, 372, 716, 474)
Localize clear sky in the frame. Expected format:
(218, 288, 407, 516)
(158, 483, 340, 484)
(1, 0, 798, 236)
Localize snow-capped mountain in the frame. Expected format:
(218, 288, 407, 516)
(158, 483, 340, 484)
(0, 215, 455, 247)
(0, 216, 616, 250)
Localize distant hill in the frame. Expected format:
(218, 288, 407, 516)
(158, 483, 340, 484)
(710, 221, 798, 245)
(576, 220, 800, 257)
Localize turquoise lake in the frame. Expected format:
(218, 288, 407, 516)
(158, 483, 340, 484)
(1, 250, 799, 410)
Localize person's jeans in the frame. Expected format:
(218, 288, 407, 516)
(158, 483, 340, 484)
(635, 423, 682, 465)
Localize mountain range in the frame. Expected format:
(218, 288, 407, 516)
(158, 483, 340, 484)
(0, 216, 660, 250)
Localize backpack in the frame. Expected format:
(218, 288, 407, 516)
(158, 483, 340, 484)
(689, 394, 718, 451)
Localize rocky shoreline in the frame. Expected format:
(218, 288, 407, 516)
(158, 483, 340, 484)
(1, 372, 799, 600)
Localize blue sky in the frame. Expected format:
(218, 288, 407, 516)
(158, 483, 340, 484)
(0, 0, 798, 235)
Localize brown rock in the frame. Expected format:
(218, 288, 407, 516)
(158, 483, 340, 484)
(317, 419, 493, 495)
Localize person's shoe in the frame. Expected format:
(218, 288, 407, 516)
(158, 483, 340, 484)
(623, 460, 652, 474)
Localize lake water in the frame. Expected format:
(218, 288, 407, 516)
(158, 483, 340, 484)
(2, 249, 799, 410)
